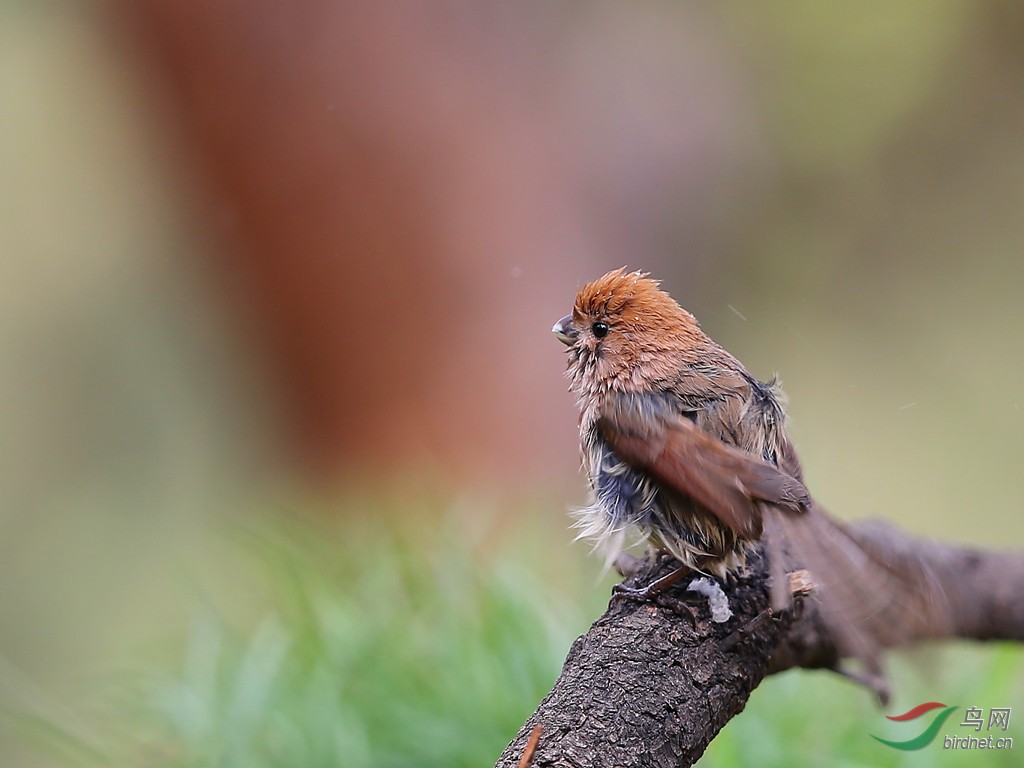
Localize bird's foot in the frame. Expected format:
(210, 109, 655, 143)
(611, 565, 690, 602)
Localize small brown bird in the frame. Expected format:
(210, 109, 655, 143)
(553, 268, 947, 692)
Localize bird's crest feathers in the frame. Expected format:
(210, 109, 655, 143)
(574, 268, 689, 325)
(572, 267, 704, 361)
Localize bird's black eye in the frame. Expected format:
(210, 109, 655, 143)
(592, 321, 609, 338)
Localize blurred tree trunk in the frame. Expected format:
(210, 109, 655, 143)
(114, 0, 737, 484)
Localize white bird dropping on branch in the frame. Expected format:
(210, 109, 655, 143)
(688, 577, 733, 622)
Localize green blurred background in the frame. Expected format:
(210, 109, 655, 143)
(2, 1, 1022, 766)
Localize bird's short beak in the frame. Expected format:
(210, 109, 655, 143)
(552, 314, 578, 346)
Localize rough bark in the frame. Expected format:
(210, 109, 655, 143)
(496, 521, 1024, 768)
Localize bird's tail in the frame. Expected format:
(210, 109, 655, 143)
(764, 504, 953, 693)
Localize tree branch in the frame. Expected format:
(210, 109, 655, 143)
(495, 521, 1024, 768)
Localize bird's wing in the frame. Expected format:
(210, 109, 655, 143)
(596, 392, 810, 541)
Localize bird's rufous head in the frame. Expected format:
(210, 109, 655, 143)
(552, 268, 706, 393)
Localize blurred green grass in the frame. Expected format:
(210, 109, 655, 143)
(7, 500, 1021, 768)
(7, 501, 607, 768)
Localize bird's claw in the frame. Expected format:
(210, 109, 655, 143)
(611, 582, 659, 602)
(611, 564, 690, 603)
